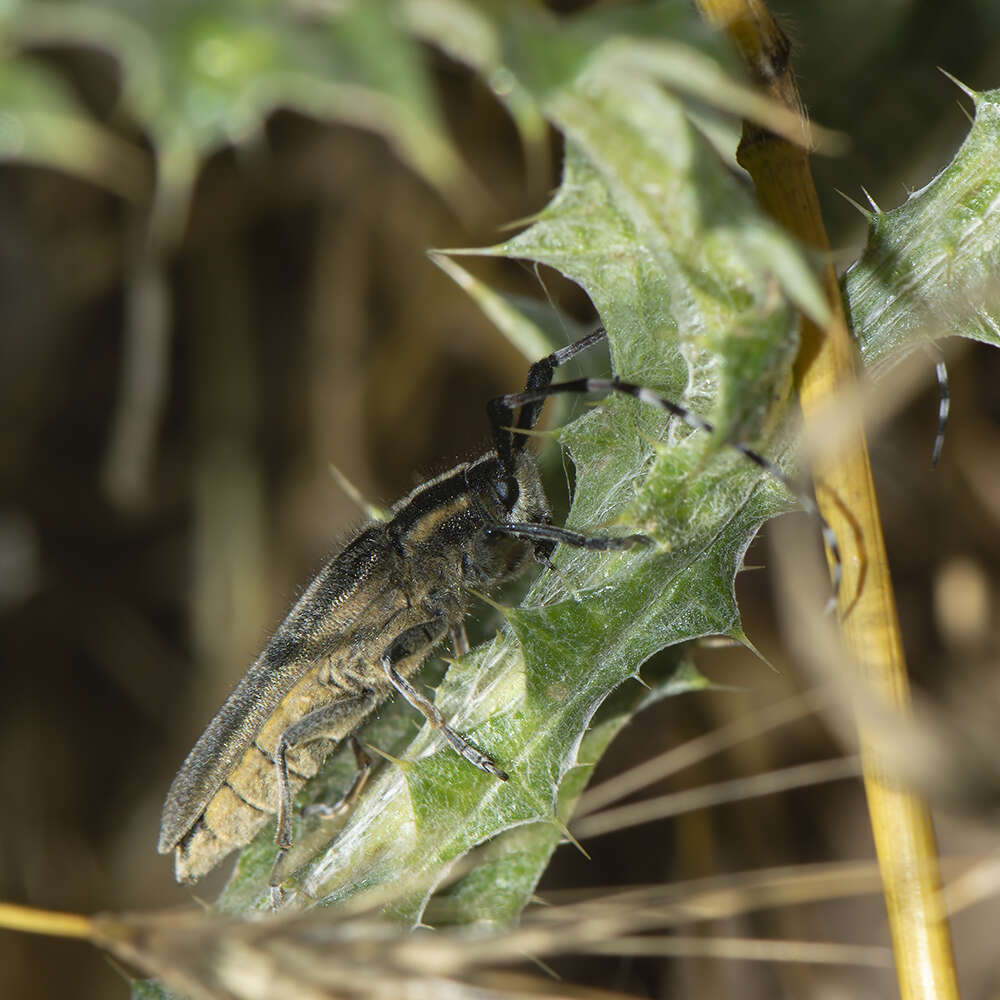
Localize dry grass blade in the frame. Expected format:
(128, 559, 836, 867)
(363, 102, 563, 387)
(585, 935, 889, 967)
(571, 756, 860, 840)
(575, 689, 831, 818)
(532, 860, 883, 919)
(92, 910, 599, 1000)
(21, 853, 989, 997)
(940, 850, 1000, 917)
(90, 860, 892, 997)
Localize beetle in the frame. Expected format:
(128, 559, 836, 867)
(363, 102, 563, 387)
(158, 325, 836, 884)
(158, 328, 648, 884)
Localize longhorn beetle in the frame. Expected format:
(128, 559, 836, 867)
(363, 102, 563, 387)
(159, 326, 837, 885)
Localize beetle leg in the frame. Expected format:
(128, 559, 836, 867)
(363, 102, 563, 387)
(382, 655, 508, 780)
(380, 619, 508, 781)
(301, 736, 373, 820)
(450, 622, 470, 656)
(273, 692, 377, 855)
(494, 519, 650, 551)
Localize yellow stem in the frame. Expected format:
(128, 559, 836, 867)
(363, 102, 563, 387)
(694, 2, 960, 998)
(0, 901, 94, 940)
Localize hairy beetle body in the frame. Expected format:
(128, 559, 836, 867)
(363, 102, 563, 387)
(159, 452, 550, 882)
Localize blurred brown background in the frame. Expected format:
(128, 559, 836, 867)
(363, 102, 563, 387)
(3, 3, 1000, 998)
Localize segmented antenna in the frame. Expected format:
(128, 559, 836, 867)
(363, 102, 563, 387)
(928, 345, 950, 469)
(499, 359, 843, 606)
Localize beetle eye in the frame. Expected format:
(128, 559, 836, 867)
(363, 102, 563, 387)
(493, 475, 519, 508)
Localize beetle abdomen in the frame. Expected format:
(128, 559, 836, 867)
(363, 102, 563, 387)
(167, 663, 366, 881)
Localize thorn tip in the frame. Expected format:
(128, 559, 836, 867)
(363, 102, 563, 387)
(834, 188, 873, 221)
(859, 186, 882, 214)
(937, 66, 979, 102)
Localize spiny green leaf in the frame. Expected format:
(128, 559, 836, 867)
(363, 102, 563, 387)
(212, 3, 818, 925)
(426, 649, 709, 929)
(463, 73, 824, 444)
(845, 84, 1000, 373)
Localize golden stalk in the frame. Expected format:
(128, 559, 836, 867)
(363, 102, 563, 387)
(694, 2, 961, 997)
